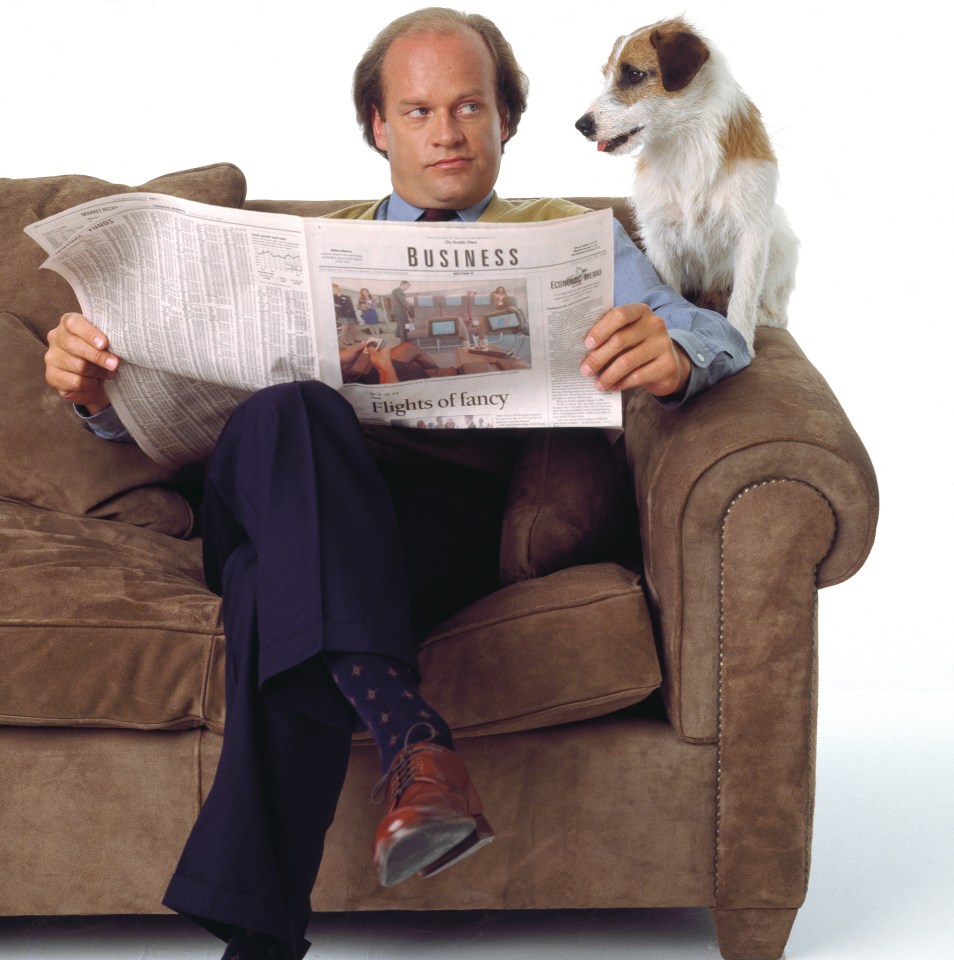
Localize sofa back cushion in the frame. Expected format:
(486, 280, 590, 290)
(0, 312, 198, 535)
(0, 164, 247, 535)
(1, 163, 247, 339)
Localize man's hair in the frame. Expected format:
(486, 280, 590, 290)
(353, 7, 529, 158)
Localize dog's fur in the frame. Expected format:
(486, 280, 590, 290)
(576, 18, 798, 353)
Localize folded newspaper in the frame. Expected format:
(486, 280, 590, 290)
(26, 193, 619, 467)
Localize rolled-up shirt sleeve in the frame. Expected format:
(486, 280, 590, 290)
(611, 218, 750, 403)
(74, 403, 134, 443)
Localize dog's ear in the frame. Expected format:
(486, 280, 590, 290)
(650, 28, 710, 91)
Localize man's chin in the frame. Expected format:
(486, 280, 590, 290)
(391, 168, 494, 212)
(422, 168, 495, 211)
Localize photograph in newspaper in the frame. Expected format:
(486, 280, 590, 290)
(332, 278, 532, 410)
(25, 193, 620, 466)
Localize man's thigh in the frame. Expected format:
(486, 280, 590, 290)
(376, 459, 508, 638)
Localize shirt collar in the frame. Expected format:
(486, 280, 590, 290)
(375, 190, 495, 222)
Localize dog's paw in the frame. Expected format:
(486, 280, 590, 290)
(757, 305, 789, 329)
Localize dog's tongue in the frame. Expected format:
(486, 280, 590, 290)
(597, 140, 610, 152)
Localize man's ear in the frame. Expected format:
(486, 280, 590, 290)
(498, 106, 510, 146)
(372, 106, 389, 154)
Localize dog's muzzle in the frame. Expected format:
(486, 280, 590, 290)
(574, 113, 642, 152)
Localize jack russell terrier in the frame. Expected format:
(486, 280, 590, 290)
(576, 18, 798, 354)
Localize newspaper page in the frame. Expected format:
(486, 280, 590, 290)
(26, 193, 618, 466)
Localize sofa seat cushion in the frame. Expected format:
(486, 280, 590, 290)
(0, 503, 660, 737)
(419, 562, 660, 738)
(0, 502, 225, 731)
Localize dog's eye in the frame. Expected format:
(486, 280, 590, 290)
(621, 65, 647, 86)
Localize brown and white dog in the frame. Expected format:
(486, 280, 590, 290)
(576, 18, 798, 354)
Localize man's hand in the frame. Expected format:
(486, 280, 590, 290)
(581, 303, 690, 398)
(338, 344, 365, 367)
(367, 345, 399, 383)
(44, 313, 119, 414)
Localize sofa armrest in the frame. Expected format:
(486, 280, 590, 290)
(624, 327, 878, 743)
(626, 326, 878, 922)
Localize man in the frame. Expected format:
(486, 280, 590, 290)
(332, 282, 359, 345)
(390, 279, 413, 340)
(43, 10, 749, 960)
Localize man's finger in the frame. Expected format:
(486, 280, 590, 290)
(49, 315, 119, 373)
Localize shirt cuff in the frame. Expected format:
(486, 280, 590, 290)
(73, 403, 135, 443)
(660, 328, 749, 408)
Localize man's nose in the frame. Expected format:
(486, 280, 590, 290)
(433, 112, 464, 144)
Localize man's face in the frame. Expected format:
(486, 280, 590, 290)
(372, 29, 509, 210)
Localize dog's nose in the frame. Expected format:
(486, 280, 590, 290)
(575, 114, 595, 137)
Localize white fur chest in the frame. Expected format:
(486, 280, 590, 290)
(632, 151, 778, 293)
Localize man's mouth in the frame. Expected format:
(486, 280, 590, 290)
(597, 126, 643, 152)
(432, 156, 472, 169)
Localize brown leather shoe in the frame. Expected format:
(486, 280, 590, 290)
(372, 728, 494, 887)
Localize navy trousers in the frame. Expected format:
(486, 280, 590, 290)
(163, 381, 508, 957)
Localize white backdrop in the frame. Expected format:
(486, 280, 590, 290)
(5, 0, 952, 694)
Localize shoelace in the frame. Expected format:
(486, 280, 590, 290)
(372, 721, 438, 805)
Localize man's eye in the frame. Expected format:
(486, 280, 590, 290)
(458, 102, 480, 115)
(408, 108, 429, 118)
(620, 65, 647, 86)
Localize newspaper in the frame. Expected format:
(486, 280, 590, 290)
(26, 193, 619, 467)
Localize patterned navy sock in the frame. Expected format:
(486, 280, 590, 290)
(324, 652, 455, 772)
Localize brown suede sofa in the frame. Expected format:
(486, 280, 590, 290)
(0, 163, 879, 960)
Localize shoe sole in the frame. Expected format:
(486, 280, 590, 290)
(376, 816, 487, 888)
(418, 814, 495, 879)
